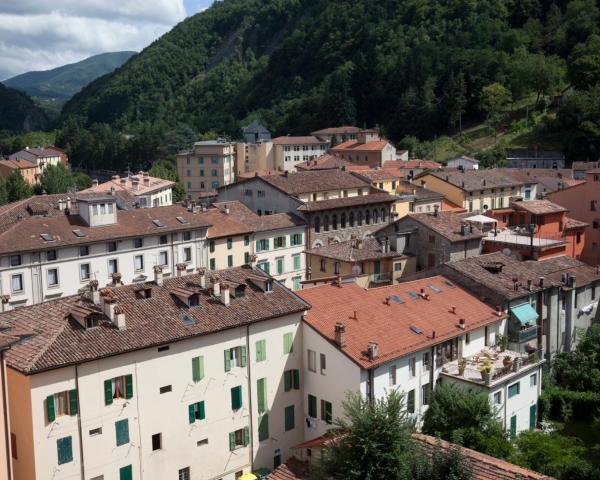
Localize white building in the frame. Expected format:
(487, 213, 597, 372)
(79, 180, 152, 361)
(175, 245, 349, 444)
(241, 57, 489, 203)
(8, 147, 63, 172)
(272, 137, 329, 172)
(0, 195, 210, 310)
(447, 156, 480, 170)
(297, 276, 544, 441)
(3, 267, 309, 480)
(82, 172, 174, 208)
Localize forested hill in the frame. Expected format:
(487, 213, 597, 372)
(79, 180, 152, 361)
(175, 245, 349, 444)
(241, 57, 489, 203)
(62, 0, 600, 144)
(0, 83, 49, 132)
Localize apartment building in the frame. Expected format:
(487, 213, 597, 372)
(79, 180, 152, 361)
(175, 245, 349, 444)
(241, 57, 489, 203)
(309, 126, 361, 143)
(395, 182, 444, 215)
(0, 195, 210, 310)
(213, 202, 307, 290)
(8, 147, 65, 172)
(0, 159, 39, 185)
(330, 130, 396, 168)
(447, 156, 479, 170)
(217, 170, 396, 249)
(271, 137, 328, 172)
(416, 169, 537, 213)
(384, 159, 442, 179)
(82, 173, 174, 208)
(177, 140, 237, 197)
(572, 161, 600, 180)
(548, 169, 600, 266)
(3, 267, 309, 480)
(297, 276, 544, 440)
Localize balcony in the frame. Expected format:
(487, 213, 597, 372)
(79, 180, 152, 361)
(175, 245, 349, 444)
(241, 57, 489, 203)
(510, 325, 538, 343)
(372, 272, 391, 283)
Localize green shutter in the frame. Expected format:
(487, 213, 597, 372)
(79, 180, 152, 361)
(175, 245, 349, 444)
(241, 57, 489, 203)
(120, 465, 133, 480)
(116, 419, 130, 446)
(240, 346, 247, 367)
(229, 432, 235, 451)
(192, 356, 203, 382)
(257, 378, 267, 414)
(265, 239, 270, 250)
(245, 252, 250, 264)
(125, 375, 133, 399)
(284, 371, 291, 392)
(325, 401, 332, 424)
(298, 233, 303, 244)
(104, 380, 113, 406)
(289, 234, 294, 245)
(228, 255, 233, 267)
(199, 401, 206, 420)
(284, 332, 293, 354)
(243, 426, 250, 446)
(308, 395, 317, 418)
(282, 236, 286, 247)
(293, 369, 300, 390)
(256, 339, 266, 362)
(293, 255, 301, 270)
(224, 349, 231, 372)
(258, 414, 269, 442)
(264, 262, 270, 274)
(255, 240, 261, 251)
(69, 390, 78, 416)
(188, 404, 195, 424)
(285, 405, 295, 431)
(231, 386, 242, 410)
(57, 436, 73, 465)
(209, 258, 215, 270)
(46, 395, 56, 423)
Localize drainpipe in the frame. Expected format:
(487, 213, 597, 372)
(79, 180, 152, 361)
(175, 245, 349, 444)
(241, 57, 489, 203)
(245, 325, 254, 471)
(1, 351, 12, 480)
(367, 369, 375, 402)
(75, 365, 85, 480)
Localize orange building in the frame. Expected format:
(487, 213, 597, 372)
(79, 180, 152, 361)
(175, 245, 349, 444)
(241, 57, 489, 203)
(0, 159, 40, 185)
(330, 130, 397, 168)
(548, 169, 600, 266)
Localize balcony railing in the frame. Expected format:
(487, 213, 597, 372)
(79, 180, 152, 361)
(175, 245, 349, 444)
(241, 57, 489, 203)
(509, 324, 538, 343)
(372, 272, 391, 283)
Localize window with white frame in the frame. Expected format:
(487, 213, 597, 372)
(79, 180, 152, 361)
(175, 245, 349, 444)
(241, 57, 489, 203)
(308, 350, 316, 372)
(409, 357, 416, 377)
(183, 247, 192, 263)
(158, 251, 168, 266)
(108, 259, 118, 274)
(11, 274, 23, 293)
(79, 264, 91, 281)
(47, 268, 59, 287)
(134, 255, 144, 272)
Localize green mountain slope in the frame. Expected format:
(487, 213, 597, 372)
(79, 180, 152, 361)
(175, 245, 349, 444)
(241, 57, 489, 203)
(4, 51, 136, 100)
(61, 0, 599, 142)
(0, 83, 49, 132)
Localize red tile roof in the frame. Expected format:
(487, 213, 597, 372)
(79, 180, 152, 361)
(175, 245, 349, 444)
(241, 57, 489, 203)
(267, 458, 309, 480)
(272, 136, 327, 145)
(511, 199, 567, 215)
(296, 192, 396, 212)
(351, 169, 402, 182)
(297, 276, 504, 369)
(441, 199, 467, 212)
(295, 154, 353, 171)
(331, 140, 390, 152)
(310, 126, 361, 136)
(564, 216, 589, 230)
(0, 159, 37, 170)
(259, 170, 370, 196)
(384, 159, 442, 170)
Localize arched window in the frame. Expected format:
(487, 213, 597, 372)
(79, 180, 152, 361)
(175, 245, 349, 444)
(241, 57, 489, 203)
(332, 215, 338, 230)
(349, 211, 355, 227)
(381, 207, 387, 223)
(358, 211, 363, 226)
(373, 209, 379, 224)
(334, 262, 341, 274)
(324, 215, 330, 232)
(341, 213, 347, 229)
(365, 210, 371, 225)
(320, 258, 326, 272)
(314, 216, 321, 233)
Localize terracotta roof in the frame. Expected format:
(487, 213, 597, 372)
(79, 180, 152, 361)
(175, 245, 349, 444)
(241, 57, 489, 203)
(0, 203, 212, 256)
(351, 169, 402, 182)
(511, 199, 567, 215)
(305, 238, 403, 262)
(491, 168, 578, 194)
(81, 173, 174, 198)
(0, 159, 37, 170)
(272, 136, 326, 145)
(396, 183, 444, 202)
(297, 192, 397, 212)
(331, 140, 390, 152)
(586, 168, 600, 174)
(402, 211, 485, 242)
(267, 458, 309, 480)
(213, 201, 305, 232)
(237, 169, 283, 179)
(1, 266, 310, 375)
(424, 169, 530, 191)
(9, 147, 60, 159)
(385, 159, 442, 170)
(201, 208, 253, 239)
(310, 126, 361, 136)
(295, 154, 353, 171)
(564, 217, 588, 230)
(442, 252, 600, 302)
(572, 161, 600, 170)
(297, 276, 504, 369)
(413, 434, 555, 480)
(441, 199, 467, 212)
(259, 170, 370, 196)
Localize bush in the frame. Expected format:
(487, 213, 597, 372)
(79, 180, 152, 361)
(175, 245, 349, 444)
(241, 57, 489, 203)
(541, 388, 600, 422)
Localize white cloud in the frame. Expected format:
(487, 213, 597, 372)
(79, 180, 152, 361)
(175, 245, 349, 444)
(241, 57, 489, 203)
(0, 1, 187, 80)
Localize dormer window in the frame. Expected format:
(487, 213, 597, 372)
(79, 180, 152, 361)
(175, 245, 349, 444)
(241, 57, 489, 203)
(265, 280, 273, 292)
(134, 238, 143, 249)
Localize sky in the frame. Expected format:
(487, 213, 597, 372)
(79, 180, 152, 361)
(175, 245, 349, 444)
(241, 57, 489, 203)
(0, 0, 214, 80)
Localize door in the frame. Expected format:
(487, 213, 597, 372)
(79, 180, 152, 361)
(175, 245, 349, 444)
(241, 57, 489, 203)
(529, 404, 537, 430)
(374, 260, 381, 275)
(510, 415, 517, 439)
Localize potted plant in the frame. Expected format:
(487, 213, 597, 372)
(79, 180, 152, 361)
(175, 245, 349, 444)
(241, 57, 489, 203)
(458, 357, 467, 376)
(496, 334, 508, 352)
(480, 358, 492, 383)
(503, 355, 513, 367)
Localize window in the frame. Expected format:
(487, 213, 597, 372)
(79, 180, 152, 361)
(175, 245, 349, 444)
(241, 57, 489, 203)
(209, 240, 215, 253)
(9, 255, 22, 266)
(283, 332, 294, 354)
(115, 419, 130, 446)
(192, 356, 204, 382)
(188, 401, 206, 423)
(11, 274, 23, 293)
(256, 238, 269, 252)
(308, 394, 317, 418)
(592, 200, 598, 211)
(320, 400, 332, 424)
(508, 382, 520, 398)
(257, 190, 265, 198)
(157, 250, 168, 267)
(104, 375, 133, 404)
(465, 333, 470, 345)
(134, 255, 144, 272)
(179, 467, 191, 480)
(10, 273, 23, 293)
(209, 258, 216, 270)
(79, 246, 89, 257)
(159, 235, 168, 245)
(274, 236, 286, 248)
(151, 433, 162, 451)
(47, 268, 59, 287)
(197, 438, 208, 446)
(290, 233, 303, 246)
(133, 238, 143, 248)
(224, 346, 247, 371)
(46, 390, 78, 421)
(257, 378, 268, 414)
(57, 436, 73, 465)
(79, 263, 91, 281)
(159, 385, 171, 394)
(120, 465, 132, 480)
(334, 262, 340, 274)
(389, 365, 397, 386)
(292, 276, 301, 291)
(409, 357, 416, 377)
(183, 231, 192, 241)
(258, 261, 270, 274)
(320, 353, 326, 375)
(183, 247, 192, 263)
(332, 215, 338, 230)
(276, 257, 284, 274)
(108, 259, 118, 274)
(107, 241, 117, 252)
(229, 427, 249, 450)
(320, 258, 326, 272)
(244, 235, 250, 246)
(258, 414, 269, 442)
(530, 373, 537, 387)
(284, 405, 295, 431)
(493, 391, 502, 404)
(428, 235, 435, 244)
(407, 389, 415, 413)
(47, 250, 57, 261)
(284, 369, 300, 391)
(256, 339, 267, 362)
(421, 384, 430, 405)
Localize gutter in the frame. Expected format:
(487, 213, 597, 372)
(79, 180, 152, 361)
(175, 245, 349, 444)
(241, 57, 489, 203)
(245, 325, 254, 471)
(75, 365, 85, 480)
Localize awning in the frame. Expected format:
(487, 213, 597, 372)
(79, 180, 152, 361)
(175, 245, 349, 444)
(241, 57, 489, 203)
(511, 303, 539, 326)
(463, 214, 497, 224)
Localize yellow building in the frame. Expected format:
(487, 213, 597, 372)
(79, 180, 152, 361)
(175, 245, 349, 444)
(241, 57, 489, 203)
(203, 209, 253, 271)
(416, 170, 535, 213)
(305, 237, 416, 288)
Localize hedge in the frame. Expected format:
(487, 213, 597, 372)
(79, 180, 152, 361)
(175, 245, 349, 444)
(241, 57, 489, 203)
(541, 388, 600, 421)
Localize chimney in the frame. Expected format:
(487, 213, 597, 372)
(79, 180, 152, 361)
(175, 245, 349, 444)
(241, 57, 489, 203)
(334, 322, 346, 347)
(213, 280, 221, 297)
(220, 282, 230, 306)
(114, 305, 126, 330)
(433, 205, 439, 217)
(92, 179, 99, 187)
(120, 177, 127, 186)
(112, 175, 120, 181)
(496, 306, 502, 317)
(561, 273, 567, 284)
(367, 342, 379, 360)
(154, 265, 164, 286)
(143, 177, 150, 187)
(458, 318, 465, 329)
(132, 179, 140, 191)
(58, 199, 65, 211)
(569, 275, 576, 288)
(527, 279, 533, 291)
(284, 170, 289, 177)
(513, 277, 519, 291)
(66, 197, 71, 210)
(432, 330, 436, 339)
(197, 268, 206, 288)
(176, 263, 188, 276)
(539, 276, 545, 288)
(90, 280, 100, 305)
(450, 305, 456, 314)
(224, 204, 230, 215)
(110, 185, 116, 196)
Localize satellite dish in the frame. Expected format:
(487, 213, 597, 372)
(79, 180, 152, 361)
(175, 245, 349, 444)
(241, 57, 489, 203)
(352, 265, 362, 275)
(482, 204, 489, 211)
(502, 248, 512, 256)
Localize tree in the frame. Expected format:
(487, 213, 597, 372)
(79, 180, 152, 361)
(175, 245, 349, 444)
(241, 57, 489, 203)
(480, 83, 512, 142)
(38, 164, 75, 195)
(422, 383, 512, 459)
(0, 178, 8, 205)
(5, 170, 32, 202)
(568, 35, 600, 90)
(72, 171, 93, 190)
(557, 86, 600, 161)
(444, 71, 467, 134)
(149, 158, 186, 202)
(552, 324, 600, 392)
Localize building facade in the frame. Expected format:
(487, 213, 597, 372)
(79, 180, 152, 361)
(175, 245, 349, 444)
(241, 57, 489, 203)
(271, 137, 329, 172)
(330, 131, 396, 168)
(82, 173, 174, 208)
